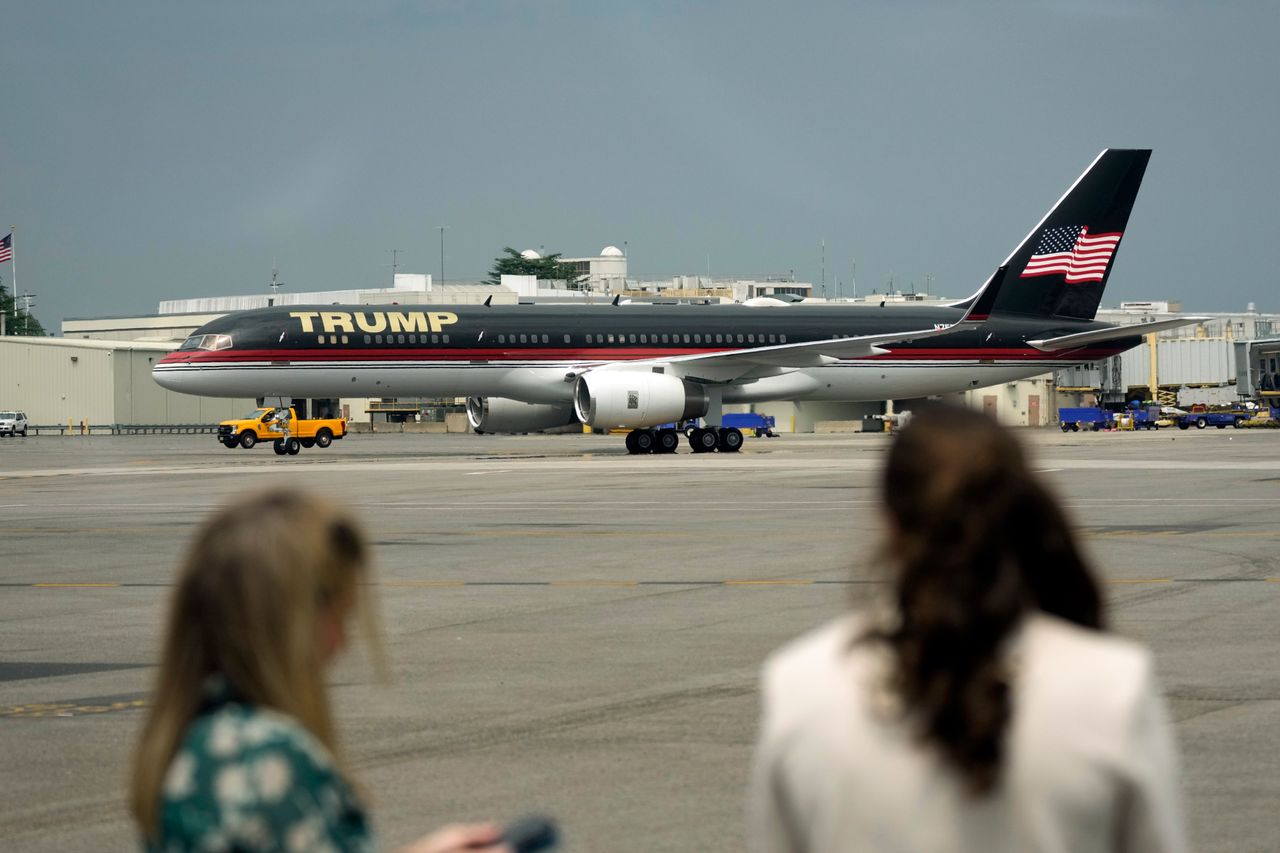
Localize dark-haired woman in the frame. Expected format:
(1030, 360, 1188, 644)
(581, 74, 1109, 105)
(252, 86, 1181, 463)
(748, 406, 1185, 853)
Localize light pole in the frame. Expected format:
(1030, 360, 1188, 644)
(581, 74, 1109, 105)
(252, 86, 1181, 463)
(438, 225, 448, 287)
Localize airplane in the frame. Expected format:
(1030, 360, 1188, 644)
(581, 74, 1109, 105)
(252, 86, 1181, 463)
(153, 149, 1205, 455)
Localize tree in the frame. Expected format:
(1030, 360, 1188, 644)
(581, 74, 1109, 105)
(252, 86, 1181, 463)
(0, 281, 46, 336)
(485, 247, 587, 289)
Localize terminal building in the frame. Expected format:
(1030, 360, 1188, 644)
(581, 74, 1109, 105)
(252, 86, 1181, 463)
(4, 249, 1277, 431)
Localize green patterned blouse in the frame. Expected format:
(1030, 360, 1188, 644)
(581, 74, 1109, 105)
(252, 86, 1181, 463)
(147, 678, 372, 852)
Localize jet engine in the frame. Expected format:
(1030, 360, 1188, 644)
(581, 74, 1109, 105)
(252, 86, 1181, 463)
(466, 397, 578, 434)
(573, 371, 710, 429)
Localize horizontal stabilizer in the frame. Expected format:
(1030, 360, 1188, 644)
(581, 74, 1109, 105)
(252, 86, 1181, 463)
(1027, 316, 1209, 352)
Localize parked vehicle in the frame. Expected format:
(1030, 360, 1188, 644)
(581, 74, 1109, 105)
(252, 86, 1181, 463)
(0, 411, 29, 437)
(215, 407, 347, 454)
(1175, 407, 1246, 430)
(720, 412, 778, 437)
(1058, 407, 1111, 432)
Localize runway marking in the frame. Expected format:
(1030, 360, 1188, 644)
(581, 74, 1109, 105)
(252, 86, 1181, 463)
(31, 583, 121, 588)
(10, 577, 1280, 589)
(465, 469, 512, 476)
(0, 692, 148, 719)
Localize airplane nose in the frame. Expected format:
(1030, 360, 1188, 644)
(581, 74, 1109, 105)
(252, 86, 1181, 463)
(152, 352, 193, 392)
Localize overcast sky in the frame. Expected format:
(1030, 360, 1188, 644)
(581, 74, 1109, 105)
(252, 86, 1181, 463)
(2, 1, 1277, 330)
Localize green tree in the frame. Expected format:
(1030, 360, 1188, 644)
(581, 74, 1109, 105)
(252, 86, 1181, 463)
(485, 247, 587, 289)
(0, 281, 46, 336)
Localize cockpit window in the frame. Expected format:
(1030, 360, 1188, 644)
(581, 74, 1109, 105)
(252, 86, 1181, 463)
(178, 334, 234, 351)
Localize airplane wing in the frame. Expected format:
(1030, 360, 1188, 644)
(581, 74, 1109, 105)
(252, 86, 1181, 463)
(1027, 316, 1209, 352)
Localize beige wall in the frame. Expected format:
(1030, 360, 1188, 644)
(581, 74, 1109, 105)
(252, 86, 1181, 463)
(1, 338, 253, 425)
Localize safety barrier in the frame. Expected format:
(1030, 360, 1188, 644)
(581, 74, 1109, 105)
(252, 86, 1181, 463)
(24, 423, 218, 436)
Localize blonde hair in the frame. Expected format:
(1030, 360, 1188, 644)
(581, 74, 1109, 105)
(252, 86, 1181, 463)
(129, 490, 383, 835)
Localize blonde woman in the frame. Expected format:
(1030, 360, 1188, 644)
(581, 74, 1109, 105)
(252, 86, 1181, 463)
(130, 491, 509, 853)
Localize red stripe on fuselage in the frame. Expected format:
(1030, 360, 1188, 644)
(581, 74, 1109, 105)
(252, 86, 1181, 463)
(158, 344, 1126, 365)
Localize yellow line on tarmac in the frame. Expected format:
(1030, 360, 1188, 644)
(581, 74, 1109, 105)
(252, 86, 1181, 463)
(1105, 578, 1174, 585)
(32, 583, 120, 588)
(725, 579, 816, 586)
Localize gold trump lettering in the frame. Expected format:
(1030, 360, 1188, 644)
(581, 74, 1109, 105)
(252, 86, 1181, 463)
(355, 312, 387, 333)
(320, 311, 355, 334)
(427, 311, 458, 332)
(294, 310, 458, 335)
(289, 311, 319, 333)
(388, 312, 428, 333)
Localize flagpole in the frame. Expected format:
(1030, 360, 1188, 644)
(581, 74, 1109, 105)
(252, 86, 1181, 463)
(8, 226, 17, 334)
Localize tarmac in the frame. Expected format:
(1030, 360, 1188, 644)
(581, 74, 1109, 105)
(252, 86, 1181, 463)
(0, 428, 1277, 852)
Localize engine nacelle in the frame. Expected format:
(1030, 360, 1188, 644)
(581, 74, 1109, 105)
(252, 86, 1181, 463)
(466, 397, 578, 434)
(573, 371, 710, 429)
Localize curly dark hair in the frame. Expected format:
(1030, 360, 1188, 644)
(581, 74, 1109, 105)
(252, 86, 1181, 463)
(867, 405, 1103, 794)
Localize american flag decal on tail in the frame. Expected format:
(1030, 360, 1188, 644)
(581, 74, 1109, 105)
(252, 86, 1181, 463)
(1020, 225, 1121, 284)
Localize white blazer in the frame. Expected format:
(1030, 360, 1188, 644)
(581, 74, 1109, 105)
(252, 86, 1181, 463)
(749, 612, 1185, 853)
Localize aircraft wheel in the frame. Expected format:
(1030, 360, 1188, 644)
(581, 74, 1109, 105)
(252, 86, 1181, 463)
(286, 438, 301, 455)
(239, 431, 257, 449)
(690, 428, 719, 453)
(624, 430, 641, 454)
(315, 428, 333, 448)
(633, 429, 656, 454)
(717, 427, 744, 453)
(656, 429, 680, 454)
(273, 439, 288, 455)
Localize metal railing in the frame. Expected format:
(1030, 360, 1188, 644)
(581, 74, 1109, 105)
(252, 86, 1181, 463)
(22, 423, 218, 436)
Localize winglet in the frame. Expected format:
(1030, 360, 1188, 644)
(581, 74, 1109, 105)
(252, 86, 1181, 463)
(483, 294, 493, 307)
(959, 265, 1007, 325)
(611, 294, 621, 306)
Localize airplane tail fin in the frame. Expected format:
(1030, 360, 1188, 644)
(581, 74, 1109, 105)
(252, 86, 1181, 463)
(970, 149, 1151, 322)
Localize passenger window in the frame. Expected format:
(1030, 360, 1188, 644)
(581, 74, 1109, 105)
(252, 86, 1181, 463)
(748, 334, 755, 343)
(780, 334, 787, 343)
(608, 334, 615, 343)
(431, 334, 440, 344)
(396, 335, 404, 344)
(520, 333, 527, 344)
(498, 334, 505, 344)
(682, 334, 691, 344)
(364, 334, 371, 344)
(768, 334, 776, 344)
(626, 334, 633, 343)
(442, 334, 450, 343)
(316, 336, 324, 344)
(563, 334, 571, 344)
(408, 335, 416, 344)
(640, 333, 648, 344)
(736, 334, 744, 343)
(693, 333, 701, 344)
(661, 334, 669, 344)
(341, 335, 349, 345)
(375, 335, 383, 344)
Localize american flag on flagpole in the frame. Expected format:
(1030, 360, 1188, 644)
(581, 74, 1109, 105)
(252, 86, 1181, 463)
(1020, 225, 1122, 284)
(0, 233, 12, 264)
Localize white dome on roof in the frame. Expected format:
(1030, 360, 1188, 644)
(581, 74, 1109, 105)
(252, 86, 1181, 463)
(600, 245, 624, 257)
(520, 249, 542, 260)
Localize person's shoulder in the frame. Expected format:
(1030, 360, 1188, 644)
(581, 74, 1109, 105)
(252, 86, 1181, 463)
(178, 702, 338, 781)
(761, 614, 872, 709)
(1020, 613, 1156, 717)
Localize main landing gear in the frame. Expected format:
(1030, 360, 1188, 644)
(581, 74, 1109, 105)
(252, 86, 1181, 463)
(623, 426, 743, 454)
